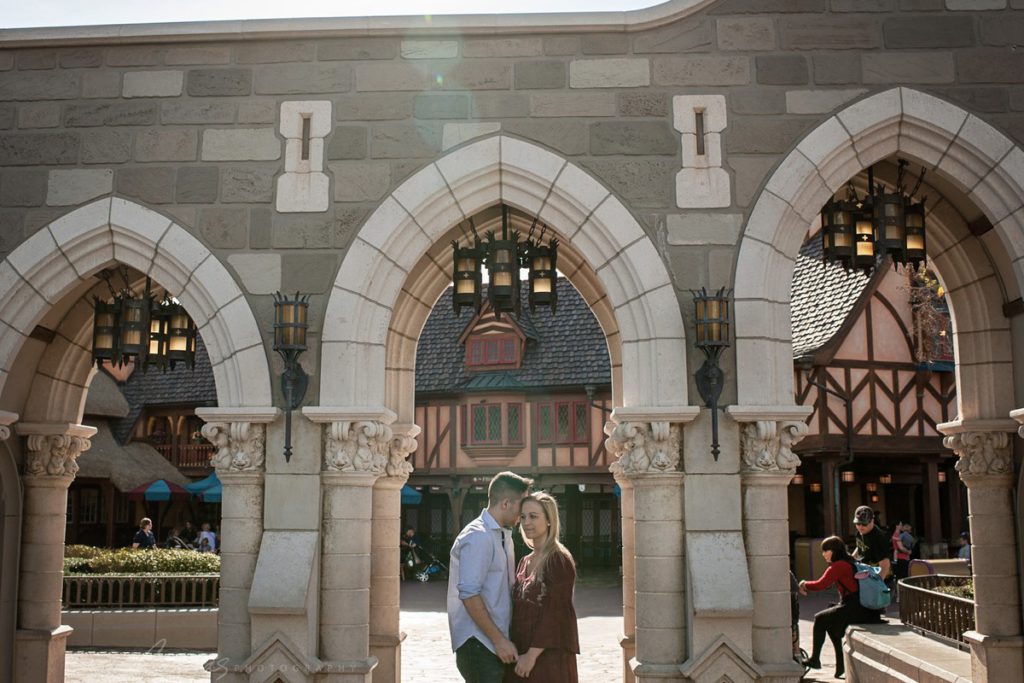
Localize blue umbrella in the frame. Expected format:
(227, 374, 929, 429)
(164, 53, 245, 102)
(401, 485, 422, 505)
(185, 472, 219, 496)
(127, 479, 190, 502)
(199, 482, 222, 503)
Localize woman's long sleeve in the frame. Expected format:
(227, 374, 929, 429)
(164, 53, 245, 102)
(528, 552, 580, 653)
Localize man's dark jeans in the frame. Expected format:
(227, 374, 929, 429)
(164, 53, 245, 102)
(455, 637, 507, 683)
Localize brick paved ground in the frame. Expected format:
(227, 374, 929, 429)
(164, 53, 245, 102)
(65, 580, 896, 682)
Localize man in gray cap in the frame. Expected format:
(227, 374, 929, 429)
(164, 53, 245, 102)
(852, 505, 891, 579)
(852, 505, 891, 621)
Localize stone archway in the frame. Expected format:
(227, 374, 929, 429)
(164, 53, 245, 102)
(0, 197, 275, 683)
(314, 134, 698, 683)
(734, 87, 1024, 681)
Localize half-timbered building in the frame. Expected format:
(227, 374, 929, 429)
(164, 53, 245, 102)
(408, 278, 618, 567)
(789, 238, 962, 553)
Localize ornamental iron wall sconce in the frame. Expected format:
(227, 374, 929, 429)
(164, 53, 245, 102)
(91, 269, 197, 372)
(691, 287, 731, 461)
(821, 160, 928, 274)
(451, 204, 559, 318)
(273, 291, 310, 463)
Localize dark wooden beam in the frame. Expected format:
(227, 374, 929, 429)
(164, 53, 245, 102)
(967, 215, 994, 237)
(29, 325, 56, 343)
(1004, 298, 1024, 318)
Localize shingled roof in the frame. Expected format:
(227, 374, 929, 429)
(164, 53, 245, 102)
(790, 237, 871, 359)
(110, 335, 218, 443)
(416, 278, 611, 394)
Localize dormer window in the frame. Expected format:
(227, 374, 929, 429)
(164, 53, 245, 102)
(466, 333, 520, 369)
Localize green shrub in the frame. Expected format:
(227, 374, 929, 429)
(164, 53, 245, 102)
(934, 582, 974, 600)
(62, 548, 220, 575)
(64, 544, 105, 559)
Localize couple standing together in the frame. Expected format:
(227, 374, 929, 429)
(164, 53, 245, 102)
(447, 472, 579, 683)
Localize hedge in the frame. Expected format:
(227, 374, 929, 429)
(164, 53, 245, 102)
(63, 546, 220, 574)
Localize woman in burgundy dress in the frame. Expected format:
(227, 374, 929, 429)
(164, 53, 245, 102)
(506, 491, 579, 682)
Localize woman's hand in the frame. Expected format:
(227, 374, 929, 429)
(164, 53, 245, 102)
(514, 648, 542, 678)
(798, 580, 808, 596)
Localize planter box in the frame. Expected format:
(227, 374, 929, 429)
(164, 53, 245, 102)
(63, 608, 217, 650)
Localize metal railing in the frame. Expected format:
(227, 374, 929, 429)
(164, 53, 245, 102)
(899, 574, 974, 648)
(63, 574, 220, 608)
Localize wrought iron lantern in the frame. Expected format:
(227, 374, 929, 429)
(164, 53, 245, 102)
(820, 160, 928, 273)
(450, 204, 559, 318)
(91, 273, 198, 372)
(273, 291, 310, 463)
(451, 239, 483, 316)
(691, 287, 732, 461)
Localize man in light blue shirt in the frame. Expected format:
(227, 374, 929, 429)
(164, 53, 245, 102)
(448, 471, 532, 683)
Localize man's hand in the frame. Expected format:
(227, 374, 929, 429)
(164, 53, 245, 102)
(495, 636, 519, 664)
(514, 647, 542, 676)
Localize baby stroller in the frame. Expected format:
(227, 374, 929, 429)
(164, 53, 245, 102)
(410, 543, 448, 582)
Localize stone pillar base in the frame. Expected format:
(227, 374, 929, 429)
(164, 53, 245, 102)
(14, 625, 72, 683)
(965, 631, 1024, 683)
(632, 661, 685, 682)
(755, 661, 803, 683)
(370, 632, 405, 683)
(620, 634, 636, 683)
(205, 655, 376, 683)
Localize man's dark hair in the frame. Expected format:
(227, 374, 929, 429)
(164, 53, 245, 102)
(487, 471, 533, 505)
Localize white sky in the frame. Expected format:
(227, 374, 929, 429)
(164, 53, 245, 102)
(0, 1, 661, 29)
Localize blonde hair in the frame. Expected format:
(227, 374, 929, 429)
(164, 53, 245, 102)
(519, 491, 573, 586)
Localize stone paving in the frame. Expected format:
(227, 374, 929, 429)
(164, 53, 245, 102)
(65, 581, 896, 682)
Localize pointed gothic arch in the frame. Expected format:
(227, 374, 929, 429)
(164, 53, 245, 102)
(0, 197, 272, 412)
(320, 134, 691, 416)
(734, 87, 1024, 421)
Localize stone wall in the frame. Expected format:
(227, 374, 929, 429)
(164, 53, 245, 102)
(1, 1, 1021, 403)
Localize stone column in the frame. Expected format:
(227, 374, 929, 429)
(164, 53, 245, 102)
(610, 464, 634, 683)
(941, 418, 1024, 683)
(14, 422, 95, 683)
(606, 408, 697, 683)
(196, 407, 277, 682)
(0, 411, 17, 683)
(306, 409, 397, 682)
(729, 406, 810, 682)
(369, 423, 419, 683)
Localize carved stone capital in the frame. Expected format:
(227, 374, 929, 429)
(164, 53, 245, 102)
(1012, 408, 1024, 440)
(738, 420, 808, 474)
(16, 423, 96, 482)
(324, 420, 393, 474)
(0, 410, 16, 442)
(606, 420, 682, 475)
(201, 422, 267, 473)
(944, 431, 1014, 483)
(0, 425, 9, 442)
(386, 424, 419, 479)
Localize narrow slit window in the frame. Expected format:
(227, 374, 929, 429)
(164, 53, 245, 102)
(694, 110, 706, 156)
(300, 115, 311, 161)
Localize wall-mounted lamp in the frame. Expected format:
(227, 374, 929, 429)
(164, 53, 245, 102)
(810, 482, 823, 493)
(792, 474, 805, 485)
(841, 471, 856, 483)
(273, 291, 310, 463)
(879, 474, 893, 485)
(691, 287, 732, 460)
(937, 471, 947, 483)
(865, 482, 878, 492)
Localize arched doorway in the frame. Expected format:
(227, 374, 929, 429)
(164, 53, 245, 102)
(317, 134, 698, 682)
(736, 87, 1024, 681)
(0, 197, 273, 682)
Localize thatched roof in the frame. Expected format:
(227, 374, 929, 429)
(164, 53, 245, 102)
(83, 371, 129, 418)
(77, 421, 190, 491)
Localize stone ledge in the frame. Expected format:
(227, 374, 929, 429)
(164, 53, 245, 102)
(844, 623, 972, 683)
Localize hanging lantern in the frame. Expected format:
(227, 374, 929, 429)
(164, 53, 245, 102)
(820, 197, 858, 269)
(904, 198, 927, 270)
(165, 302, 197, 370)
(873, 185, 906, 264)
(853, 203, 877, 273)
(525, 237, 558, 313)
(485, 205, 521, 317)
(92, 298, 120, 366)
(451, 239, 483, 316)
(118, 288, 151, 367)
(145, 303, 169, 373)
